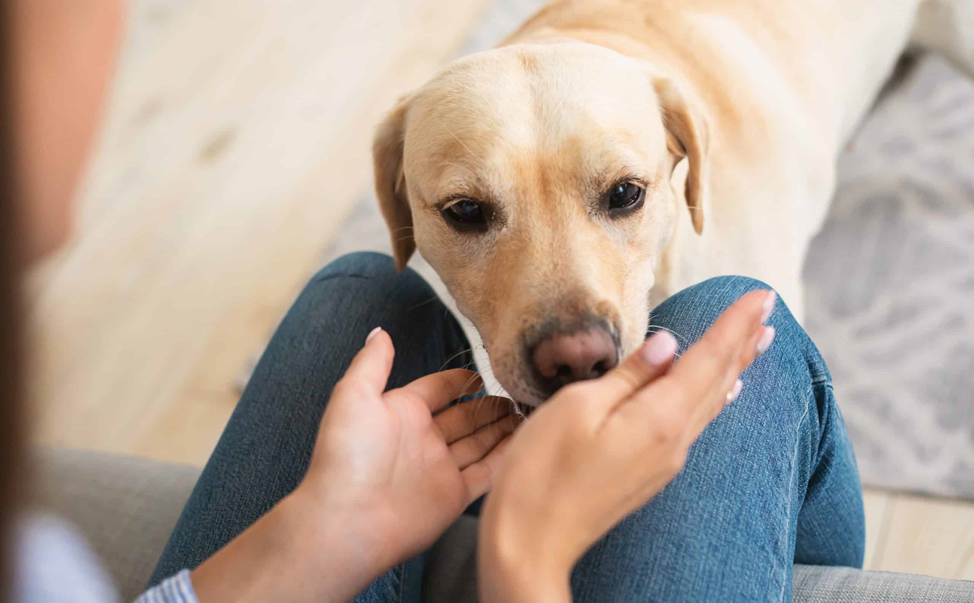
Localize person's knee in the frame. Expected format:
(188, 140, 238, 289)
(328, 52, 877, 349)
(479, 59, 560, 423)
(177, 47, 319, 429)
(665, 275, 778, 318)
(313, 251, 399, 281)
(309, 252, 434, 304)
(652, 275, 819, 377)
(698, 275, 772, 295)
(299, 252, 463, 349)
(652, 276, 791, 341)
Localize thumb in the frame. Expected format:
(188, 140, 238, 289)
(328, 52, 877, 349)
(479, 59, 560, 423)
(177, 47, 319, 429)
(589, 331, 678, 408)
(339, 327, 395, 396)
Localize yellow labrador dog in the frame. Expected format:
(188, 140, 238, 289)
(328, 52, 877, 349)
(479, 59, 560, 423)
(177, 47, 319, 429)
(372, 0, 974, 406)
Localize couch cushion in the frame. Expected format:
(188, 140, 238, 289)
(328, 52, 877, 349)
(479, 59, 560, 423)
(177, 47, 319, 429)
(31, 448, 974, 602)
(793, 565, 974, 603)
(31, 447, 201, 602)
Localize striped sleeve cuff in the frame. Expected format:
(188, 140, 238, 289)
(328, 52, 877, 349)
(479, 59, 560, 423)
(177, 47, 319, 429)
(134, 569, 199, 603)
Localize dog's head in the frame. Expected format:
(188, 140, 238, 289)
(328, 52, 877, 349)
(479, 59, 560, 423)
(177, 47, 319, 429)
(373, 42, 708, 405)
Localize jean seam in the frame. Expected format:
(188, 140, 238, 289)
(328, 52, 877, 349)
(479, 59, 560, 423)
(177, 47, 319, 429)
(313, 272, 372, 283)
(398, 561, 405, 603)
(813, 382, 837, 472)
(778, 383, 813, 603)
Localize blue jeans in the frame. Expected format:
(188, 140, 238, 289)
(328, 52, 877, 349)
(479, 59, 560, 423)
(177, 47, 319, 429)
(149, 252, 864, 602)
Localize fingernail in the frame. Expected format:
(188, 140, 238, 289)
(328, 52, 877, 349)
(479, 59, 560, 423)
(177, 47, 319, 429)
(726, 379, 743, 405)
(757, 326, 775, 354)
(641, 332, 678, 365)
(761, 291, 777, 323)
(366, 327, 382, 344)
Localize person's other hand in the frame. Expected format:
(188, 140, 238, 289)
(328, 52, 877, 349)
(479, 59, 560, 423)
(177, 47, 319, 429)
(193, 330, 515, 603)
(298, 327, 516, 577)
(479, 290, 777, 602)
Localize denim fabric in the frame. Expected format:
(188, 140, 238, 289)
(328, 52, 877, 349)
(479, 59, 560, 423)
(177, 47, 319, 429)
(149, 252, 864, 603)
(148, 252, 474, 602)
(570, 276, 864, 603)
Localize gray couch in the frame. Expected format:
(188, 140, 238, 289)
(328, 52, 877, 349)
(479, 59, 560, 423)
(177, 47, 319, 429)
(33, 448, 974, 602)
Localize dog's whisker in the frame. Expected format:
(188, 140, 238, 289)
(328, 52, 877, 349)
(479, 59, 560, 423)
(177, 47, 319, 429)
(459, 370, 482, 398)
(511, 399, 532, 421)
(512, 402, 526, 420)
(437, 347, 474, 373)
(478, 364, 500, 385)
(408, 296, 443, 311)
(645, 326, 688, 359)
(645, 323, 691, 345)
(487, 379, 505, 399)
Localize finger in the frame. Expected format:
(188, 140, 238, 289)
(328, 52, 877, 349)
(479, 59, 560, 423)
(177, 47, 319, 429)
(684, 322, 774, 436)
(460, 437, 512, 505)
(338, 327, 395, 396)
(680, 292, 775, 435)
(616, 290, 773, 442)
(449, 415, 519, 469)
(434, 396, 512, 444)
(667, 289, 772, 405)
(584, 331, 678, 411)
(401, 368, 484, 412)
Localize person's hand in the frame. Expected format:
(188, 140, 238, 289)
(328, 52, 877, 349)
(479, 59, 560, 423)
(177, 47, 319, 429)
(478, 290, 777, 603)
(299, 327, 517, 568)
(192, 329, 516, 603)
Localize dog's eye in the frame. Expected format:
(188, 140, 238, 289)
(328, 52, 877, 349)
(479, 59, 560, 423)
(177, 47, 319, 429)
(443, 199, 489, 230)
(606, 182, 646, 213)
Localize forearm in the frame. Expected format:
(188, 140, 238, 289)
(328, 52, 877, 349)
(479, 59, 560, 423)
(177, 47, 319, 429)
(190, 489, 384, 603)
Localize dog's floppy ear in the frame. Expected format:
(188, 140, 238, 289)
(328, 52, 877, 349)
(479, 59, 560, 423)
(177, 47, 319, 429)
(654, 79, 709, 235)
(372, 96, 415, 272)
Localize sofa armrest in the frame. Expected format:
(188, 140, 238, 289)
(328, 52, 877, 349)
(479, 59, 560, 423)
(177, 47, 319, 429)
(30, 447, 201, 602)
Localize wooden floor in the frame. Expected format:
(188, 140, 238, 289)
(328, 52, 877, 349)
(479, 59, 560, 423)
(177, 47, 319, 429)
(26, 0, 974, 582)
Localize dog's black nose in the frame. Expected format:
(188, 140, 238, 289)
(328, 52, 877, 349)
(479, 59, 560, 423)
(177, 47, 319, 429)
(530, 327, 618, 396)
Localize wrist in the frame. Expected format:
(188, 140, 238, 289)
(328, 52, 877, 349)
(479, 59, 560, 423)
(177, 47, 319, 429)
(478, 498, 573, 603)
(190, 488, 383, 603)
(478, 531, 571, 602)
(279, 485, 395, 600)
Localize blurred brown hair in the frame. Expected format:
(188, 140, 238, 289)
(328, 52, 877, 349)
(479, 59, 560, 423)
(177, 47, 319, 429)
(0, 2, 25, 601)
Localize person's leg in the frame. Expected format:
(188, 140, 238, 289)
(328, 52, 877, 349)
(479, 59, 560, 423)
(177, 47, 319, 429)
(148, 252, 476, 603)
(570, 276, 865, 603)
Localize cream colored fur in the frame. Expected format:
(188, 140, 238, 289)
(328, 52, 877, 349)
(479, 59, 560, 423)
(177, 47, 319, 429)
(373, 0, 972, 405)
